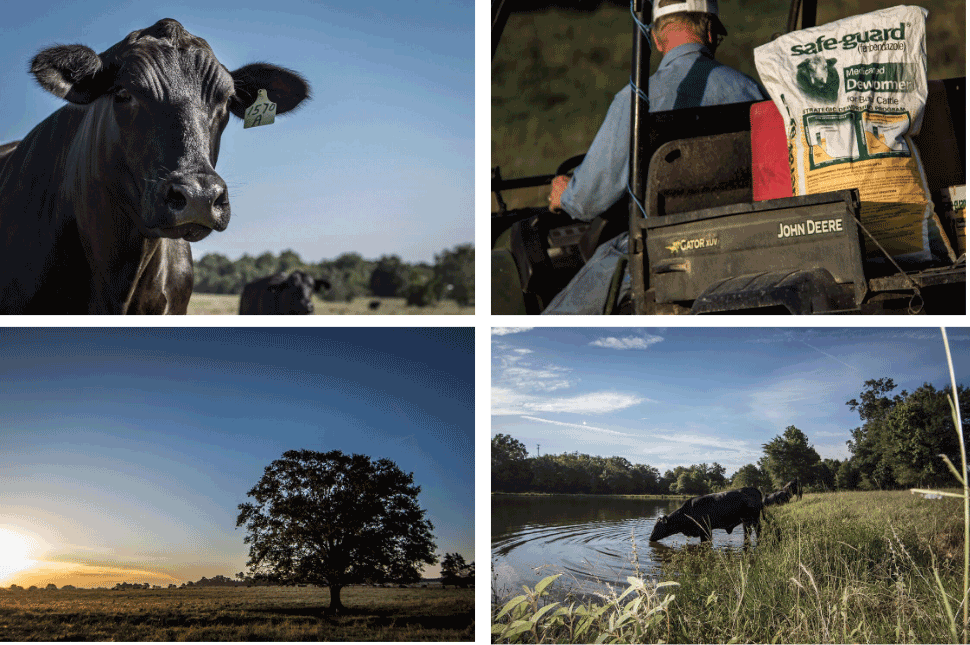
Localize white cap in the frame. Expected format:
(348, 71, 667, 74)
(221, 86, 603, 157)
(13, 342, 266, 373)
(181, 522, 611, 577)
(653, 0, 718, 20)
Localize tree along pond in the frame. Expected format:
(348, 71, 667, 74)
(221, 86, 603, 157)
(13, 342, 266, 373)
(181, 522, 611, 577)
(492, 494, 758, 602)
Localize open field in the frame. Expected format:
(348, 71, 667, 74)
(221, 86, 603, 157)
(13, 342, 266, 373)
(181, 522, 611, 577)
(493, 490, 965, 643)
(187, 293, 475, 315)
(0, 585, 474, 641)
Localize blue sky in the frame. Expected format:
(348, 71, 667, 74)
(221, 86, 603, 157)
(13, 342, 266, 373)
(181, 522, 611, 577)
(492, 327, 970, 475)
(0, 0, 473, 264)
(0, 327, 473, 587)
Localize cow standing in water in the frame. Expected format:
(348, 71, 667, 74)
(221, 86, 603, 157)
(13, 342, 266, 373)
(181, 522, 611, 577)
(650, 487, 764, 544)
(0, 19, 310, 314)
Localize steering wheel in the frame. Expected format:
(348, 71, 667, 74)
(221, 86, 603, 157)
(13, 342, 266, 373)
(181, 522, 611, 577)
(555, 154, 586, 178)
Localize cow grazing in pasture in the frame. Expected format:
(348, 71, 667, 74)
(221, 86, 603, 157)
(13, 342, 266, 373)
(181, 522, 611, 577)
(650, 487, 764, 544)
(764, 489, 791, 507)
(783, 478, 803, 500)
(0, 19, 310, 314)
(369, 300, 381, 310)
(238, 271, 330, 315)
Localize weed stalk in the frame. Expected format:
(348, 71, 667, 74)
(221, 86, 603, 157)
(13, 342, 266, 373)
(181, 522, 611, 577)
(911, 328, 968, 643)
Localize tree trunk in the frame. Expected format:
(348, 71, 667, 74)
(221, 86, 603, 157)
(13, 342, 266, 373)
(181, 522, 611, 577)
(329, 584, 344, 613)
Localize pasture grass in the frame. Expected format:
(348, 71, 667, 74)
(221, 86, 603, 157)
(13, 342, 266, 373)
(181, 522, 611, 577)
(0, 585, 474, 641)
(492, 490, 964, 643)
(187, 293, 474, 315)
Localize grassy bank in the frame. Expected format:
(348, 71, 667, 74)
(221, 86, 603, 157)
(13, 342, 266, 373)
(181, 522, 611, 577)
(187, 293, 474, 315)
(0, 585, 474, 641)
(492, 490, 964, 643)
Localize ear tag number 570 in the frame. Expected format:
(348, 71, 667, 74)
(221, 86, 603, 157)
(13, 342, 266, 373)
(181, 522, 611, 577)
(244, 89, 277, 129)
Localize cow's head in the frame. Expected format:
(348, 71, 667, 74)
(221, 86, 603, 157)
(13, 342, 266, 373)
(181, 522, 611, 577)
(30, 19, 309, 242)
(649, 514, 672, 542)
(269, 271, 330, 314)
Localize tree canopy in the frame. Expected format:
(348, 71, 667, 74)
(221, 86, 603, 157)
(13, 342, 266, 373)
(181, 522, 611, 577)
(236, 449, 437, 612)
(440, 553, 474, 588)
(491, 434, 532, 492)
(192, 245, 474, 304)
(760, 425, 822, 490)
(846, 380, 969, 489)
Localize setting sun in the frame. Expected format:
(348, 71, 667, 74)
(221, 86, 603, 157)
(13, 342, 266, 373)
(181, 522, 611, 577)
(0, 528, 39, 584)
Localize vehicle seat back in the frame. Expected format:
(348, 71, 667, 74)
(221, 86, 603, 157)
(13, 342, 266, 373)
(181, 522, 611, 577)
(646, 131, 753, 217)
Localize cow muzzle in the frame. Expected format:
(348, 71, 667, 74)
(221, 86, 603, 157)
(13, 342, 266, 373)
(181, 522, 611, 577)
(157, 174, 230, 241)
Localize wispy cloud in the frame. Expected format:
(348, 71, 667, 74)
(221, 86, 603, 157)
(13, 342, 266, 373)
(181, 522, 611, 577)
(520, 416, 635, 437)
(492, 328, 533, 336)
(501, 366, 575, 392)
(647, 431, 755, 454)
(798, 340, 863, 373)
(746, 373, 844, 423)
(492, 387, 646, 415)
(813, 430, 848, 438)
(589, 334, 664, 350)
(631, 430, 765, 472)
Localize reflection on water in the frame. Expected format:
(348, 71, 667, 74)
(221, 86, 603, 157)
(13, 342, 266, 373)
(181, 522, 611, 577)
(492, 495, 756, 602)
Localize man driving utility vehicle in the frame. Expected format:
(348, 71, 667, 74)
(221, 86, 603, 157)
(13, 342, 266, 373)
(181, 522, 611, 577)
(542, 0, 767, 314)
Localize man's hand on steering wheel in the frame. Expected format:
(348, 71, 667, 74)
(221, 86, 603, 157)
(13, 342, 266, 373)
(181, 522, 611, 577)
(547, 154, 585, 213)
(548, 175, 570, 213)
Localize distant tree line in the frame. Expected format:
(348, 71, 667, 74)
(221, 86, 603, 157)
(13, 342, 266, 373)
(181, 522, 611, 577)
(193, 245, 473, 306)
(440, 553, 475, 588)
(493, 378, 968, 495)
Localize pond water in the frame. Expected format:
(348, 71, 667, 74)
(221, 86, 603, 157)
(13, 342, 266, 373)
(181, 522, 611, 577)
(491, 495, 756, 602)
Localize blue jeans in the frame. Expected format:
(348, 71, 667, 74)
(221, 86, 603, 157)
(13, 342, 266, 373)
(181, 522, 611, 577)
(542, 232, 630, 315)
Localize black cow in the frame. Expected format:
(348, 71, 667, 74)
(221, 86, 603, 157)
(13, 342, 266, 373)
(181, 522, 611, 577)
(783, 478, 803, 500)
(0, 19, 310, 314)
(238, 271, 330, 315)
(764, 489, 791, 507)
(649, 487, 764, 544)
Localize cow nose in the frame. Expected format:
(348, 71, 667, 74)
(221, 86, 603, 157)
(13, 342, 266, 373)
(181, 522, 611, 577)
(164, 175, 230, 231)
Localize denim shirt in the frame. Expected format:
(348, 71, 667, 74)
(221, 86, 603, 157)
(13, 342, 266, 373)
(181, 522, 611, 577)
(559, 43, 767, 221)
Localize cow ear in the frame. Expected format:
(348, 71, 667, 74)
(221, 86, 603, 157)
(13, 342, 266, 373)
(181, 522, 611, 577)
(266, 273, 289, 289)
(228, 63, 310, 119)
(31, 45, 106, 104)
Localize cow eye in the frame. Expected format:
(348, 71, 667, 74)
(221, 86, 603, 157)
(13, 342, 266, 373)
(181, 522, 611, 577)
(114, 88, 133, 104)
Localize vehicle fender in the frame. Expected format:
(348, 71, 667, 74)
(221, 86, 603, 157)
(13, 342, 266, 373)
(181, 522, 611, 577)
(691, 267, 856, 314)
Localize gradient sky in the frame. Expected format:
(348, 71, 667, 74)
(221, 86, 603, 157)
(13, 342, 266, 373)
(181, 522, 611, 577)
(0, 327, 473, 588)
(0, 0, 473, 264)
(492, 326, 969, 476)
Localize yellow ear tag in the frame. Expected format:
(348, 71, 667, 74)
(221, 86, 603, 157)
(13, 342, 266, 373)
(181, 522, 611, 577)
(244, 89, 276, 129)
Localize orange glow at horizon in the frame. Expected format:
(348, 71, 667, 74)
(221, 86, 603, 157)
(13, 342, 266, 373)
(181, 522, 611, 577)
(1, 559, 183, 589)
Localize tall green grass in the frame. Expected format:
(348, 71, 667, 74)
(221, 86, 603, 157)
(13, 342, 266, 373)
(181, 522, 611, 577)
(908, 328, 968, 643)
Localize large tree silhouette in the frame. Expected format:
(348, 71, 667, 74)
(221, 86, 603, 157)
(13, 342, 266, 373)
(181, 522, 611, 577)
(236, 449, 437, 612)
